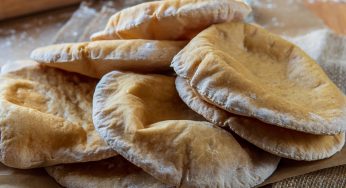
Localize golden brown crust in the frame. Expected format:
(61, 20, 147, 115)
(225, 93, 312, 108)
(0, 65, 117, 169)
(172, 22, 346, 135)
(31, 40, 187, 78)
(91, 0, 251, 40)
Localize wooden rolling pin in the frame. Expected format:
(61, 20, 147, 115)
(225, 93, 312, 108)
(0, 0, 83, 20)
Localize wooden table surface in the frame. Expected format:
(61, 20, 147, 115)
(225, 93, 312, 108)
(305, 1, 346, 35)
(0, 0, 82, 20)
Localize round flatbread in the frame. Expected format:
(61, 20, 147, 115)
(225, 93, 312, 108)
(0, 163, 60, 188)
(31, 40, 186, 78)
(176, 77, 345, 161)
(93, 71, 280, 187)
(46, 155, 168, 188)
(0, 64, 117, 169)
(172, 22, 346, 135)
(91, 0, 251, 40)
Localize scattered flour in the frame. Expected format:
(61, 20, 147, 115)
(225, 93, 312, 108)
(0, 9, 73, 68)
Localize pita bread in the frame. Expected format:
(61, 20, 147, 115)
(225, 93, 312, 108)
(46, 156, 168, 188)
(176, 77, 345, 161)
(0, 163, 61, 188)
(90, 0, 251, 40)
(172, 22, 346, 135)
(31, 40, 186, 78)
(0, 64, 117, 169)
(93, 71, 280, 187)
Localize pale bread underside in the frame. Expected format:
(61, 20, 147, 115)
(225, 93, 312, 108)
(176, 77, 345, 161)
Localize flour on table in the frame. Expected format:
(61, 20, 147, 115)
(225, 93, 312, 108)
(287, 29, 346, 94)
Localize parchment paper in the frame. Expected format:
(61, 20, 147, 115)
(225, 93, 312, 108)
(261, 141, 346, 186)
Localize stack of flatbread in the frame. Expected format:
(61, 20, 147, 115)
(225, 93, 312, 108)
(1, 0, 345, 187)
